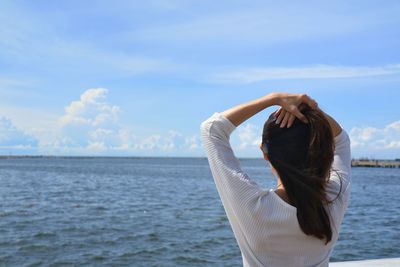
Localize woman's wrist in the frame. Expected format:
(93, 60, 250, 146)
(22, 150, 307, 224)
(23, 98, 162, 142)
(266, 92, 282, 106)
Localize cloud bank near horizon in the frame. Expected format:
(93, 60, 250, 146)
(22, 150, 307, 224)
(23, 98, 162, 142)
(0, 88, 201, 156)
(0, 88, 399, 159)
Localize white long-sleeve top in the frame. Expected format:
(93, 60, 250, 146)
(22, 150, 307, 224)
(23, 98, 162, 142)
(200, 112, 352, 267)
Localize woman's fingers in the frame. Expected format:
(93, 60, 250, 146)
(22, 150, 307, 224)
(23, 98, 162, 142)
(275, 106, 305, 128)
(287, 114, 296, 128)
(274, 107, 282, 118)
(280, 111, 291, 128)
(291, 107, 308, 124)
(275, 109, 286, 124)
(273, 93, 317, 128)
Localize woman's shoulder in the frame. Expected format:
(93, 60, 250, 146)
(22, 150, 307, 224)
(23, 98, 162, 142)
(326, 171, 351, 205)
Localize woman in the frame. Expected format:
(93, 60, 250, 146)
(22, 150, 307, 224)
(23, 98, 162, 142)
(200, 92, 351, 267)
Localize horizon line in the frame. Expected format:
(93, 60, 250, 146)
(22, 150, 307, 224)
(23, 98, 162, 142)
(0, 155, 399, 161)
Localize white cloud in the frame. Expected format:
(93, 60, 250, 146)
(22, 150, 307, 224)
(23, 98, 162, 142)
(0, 105, 60, 147)
(41, 88, 123, 154)
(210, 64, 400, 84)
(135, 130, 196, 152)
(137, 135, 161, 151)
(34, 88, 201, 155)
(161, 130, 182, 151)
(0, 88, 260, 157)
(350, 121, 400, 151)
(237, 123, 262, 150)
(113, 129, 138, 151)
(88, 128, 114, 140)
(86, 141, 107, 153)
(185, 135, 200, 150)
(0, 116, 38, 153)
(60, 88, 120, 127)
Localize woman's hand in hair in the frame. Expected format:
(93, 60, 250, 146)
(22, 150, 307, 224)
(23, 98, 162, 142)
(274, 93, 318, 128)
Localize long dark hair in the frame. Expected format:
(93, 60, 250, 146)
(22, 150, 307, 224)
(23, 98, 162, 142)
(262, 104, 341, 244)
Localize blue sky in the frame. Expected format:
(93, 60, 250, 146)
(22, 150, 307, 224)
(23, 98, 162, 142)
(1, 0, 400, 158)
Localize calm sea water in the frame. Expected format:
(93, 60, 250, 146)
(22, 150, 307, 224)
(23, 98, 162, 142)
(0, 157, 399, 266)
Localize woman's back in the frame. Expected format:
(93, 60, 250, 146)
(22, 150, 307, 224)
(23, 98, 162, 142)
(201, 110, 351, 267)
(245, 128, 351, 266)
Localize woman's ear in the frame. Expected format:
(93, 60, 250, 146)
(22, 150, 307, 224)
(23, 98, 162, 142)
(260, 144, 269, 161)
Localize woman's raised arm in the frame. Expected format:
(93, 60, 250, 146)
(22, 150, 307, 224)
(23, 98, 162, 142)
(222, 92, 317, 127)
(317, 108, 343, 138)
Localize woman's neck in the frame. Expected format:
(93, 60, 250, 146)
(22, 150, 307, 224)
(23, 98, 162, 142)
(276, 178, 284, 189)
(275, 178, 290, 203)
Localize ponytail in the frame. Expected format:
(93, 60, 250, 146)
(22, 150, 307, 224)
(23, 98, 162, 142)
(262, 105, 341, 244)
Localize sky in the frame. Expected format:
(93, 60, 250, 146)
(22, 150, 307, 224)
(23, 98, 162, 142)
(1, 0, 400, 159)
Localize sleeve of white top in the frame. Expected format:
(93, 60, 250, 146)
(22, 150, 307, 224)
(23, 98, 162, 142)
(200, 112, 263, 212)
(330, 128, 352, 192)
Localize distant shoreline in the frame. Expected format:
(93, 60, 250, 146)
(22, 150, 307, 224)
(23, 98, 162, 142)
(1, 155, 400, 168)
(351, 159, 400, 168)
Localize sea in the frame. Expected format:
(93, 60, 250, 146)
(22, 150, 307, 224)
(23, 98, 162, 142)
(0, 157, 399, 266)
